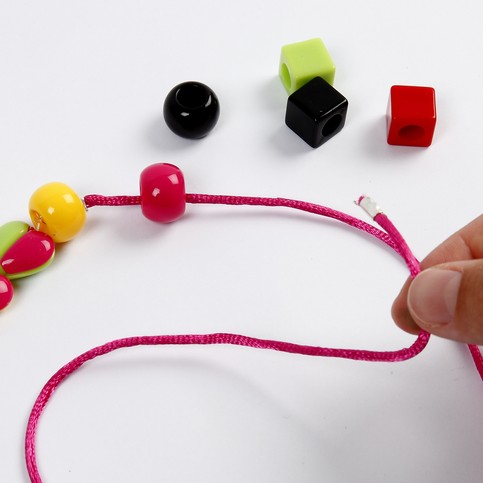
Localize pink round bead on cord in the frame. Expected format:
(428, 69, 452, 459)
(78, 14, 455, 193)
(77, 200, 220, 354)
(139, 163, 186, 223)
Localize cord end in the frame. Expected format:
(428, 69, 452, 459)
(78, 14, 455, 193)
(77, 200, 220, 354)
(355, 196, 383, 219)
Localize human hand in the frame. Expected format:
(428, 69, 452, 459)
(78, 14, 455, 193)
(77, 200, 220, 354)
(392, 215, 483, 345)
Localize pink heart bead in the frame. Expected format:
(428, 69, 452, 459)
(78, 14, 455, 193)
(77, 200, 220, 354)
(0, 275, 13, 310)
(0, 229, 55, 278)
(140, 163, 186, 223)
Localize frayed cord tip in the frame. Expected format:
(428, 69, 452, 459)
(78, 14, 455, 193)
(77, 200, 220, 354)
(355, 196, 383, 219)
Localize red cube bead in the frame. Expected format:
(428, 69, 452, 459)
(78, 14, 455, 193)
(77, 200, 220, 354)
(386, 85, 436, 147)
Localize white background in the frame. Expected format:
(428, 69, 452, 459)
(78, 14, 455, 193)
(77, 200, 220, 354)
(1, 1, 482, 482)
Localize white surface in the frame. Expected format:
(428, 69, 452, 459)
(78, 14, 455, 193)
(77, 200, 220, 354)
(0, 1, 482, 482)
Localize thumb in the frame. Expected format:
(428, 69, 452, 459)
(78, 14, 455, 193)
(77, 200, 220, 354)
(407, 260, 483, 344)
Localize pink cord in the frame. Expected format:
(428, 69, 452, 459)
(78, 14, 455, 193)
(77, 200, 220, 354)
(84, 194, 400, 252)
(26, 194, 483, 483)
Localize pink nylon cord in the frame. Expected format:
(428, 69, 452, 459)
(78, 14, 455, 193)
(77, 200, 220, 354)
(84, 193, 399, 252)
(26, 193, 483, 483)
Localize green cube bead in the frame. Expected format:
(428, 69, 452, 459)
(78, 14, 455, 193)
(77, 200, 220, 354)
(279, 38, 336, 94)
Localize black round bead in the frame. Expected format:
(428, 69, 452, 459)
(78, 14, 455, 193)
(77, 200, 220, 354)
(163, 81, 220, 139)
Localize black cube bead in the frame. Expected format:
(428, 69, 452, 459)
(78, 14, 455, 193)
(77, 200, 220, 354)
(285, 77, 348, 148)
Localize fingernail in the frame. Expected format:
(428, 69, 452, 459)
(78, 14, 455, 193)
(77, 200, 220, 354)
(407, 269, 462, 327)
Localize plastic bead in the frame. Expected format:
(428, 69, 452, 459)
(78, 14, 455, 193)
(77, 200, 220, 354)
(0, 221, 29, 260)
(163, 81, 220, 139)
(140, 163, 186, 223)
(1, 229, 55, 279)
(387, 85, 437, 147)
(0, 274, 13, 311)
(29, 182, 86, 243)
(285, 76, 348, 148)
(279, 38, 336, 95)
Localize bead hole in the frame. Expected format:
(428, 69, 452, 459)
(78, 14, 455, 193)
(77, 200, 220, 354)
(176, 84, 210, 110)
(280, 63, 291, 91)
(398, 125, 425, 140)
(30, 210, 46, 232)
(322, 114, 342, 137)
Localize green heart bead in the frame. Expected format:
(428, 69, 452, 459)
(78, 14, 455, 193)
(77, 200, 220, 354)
(3, 229, 56, 280)
(7, 255, 55, 280)
(0, 221, 30, 276)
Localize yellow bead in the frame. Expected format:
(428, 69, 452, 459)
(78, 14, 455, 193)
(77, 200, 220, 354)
(29, 182, 86, 243)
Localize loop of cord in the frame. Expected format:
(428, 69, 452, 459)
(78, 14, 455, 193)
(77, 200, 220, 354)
(26, 194, 483, 483)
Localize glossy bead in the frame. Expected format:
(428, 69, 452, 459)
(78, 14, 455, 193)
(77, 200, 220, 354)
(285, 76, 348, 148)
(163, 81, 220, 139)
(387, 85, 437, 147)
(0, 221, 29, 260)
(0, 274, 13, 311)
(29, 182, 86, 243)
(1, 229, 55, 279)
(140, 163, 186, 223)
(279, 38, 336, 94)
